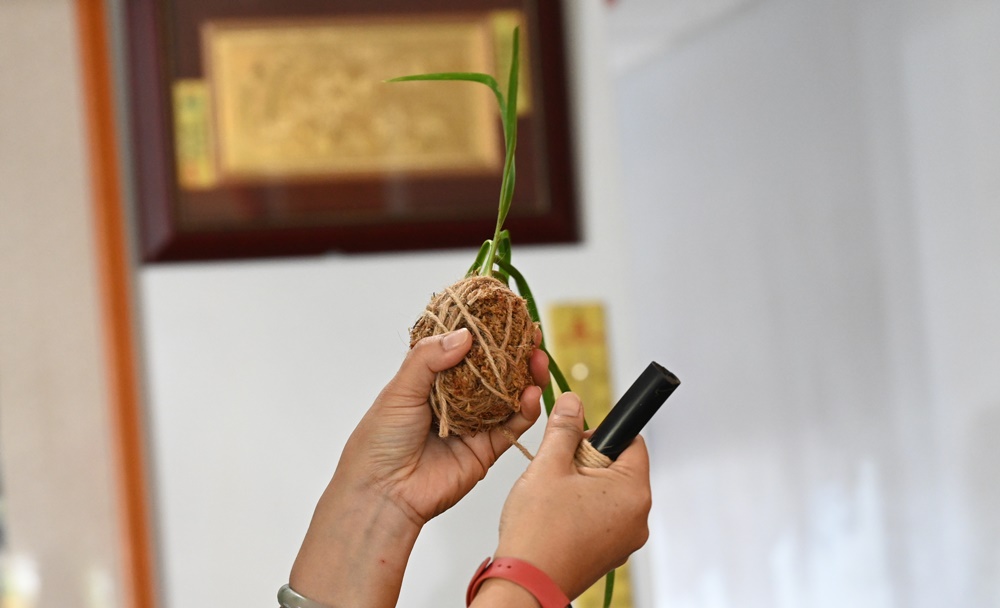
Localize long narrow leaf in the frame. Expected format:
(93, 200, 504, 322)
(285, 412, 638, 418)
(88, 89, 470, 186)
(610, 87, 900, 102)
(386, 72, 506, 128)
(541, 383, 556, 417)
(496, 259, 541, 336)
(497, 230, 512, 263)
(496, 28, 520, 231)
(497, 258, 585, 427)
(495, 230, 512, 285)
(467, 240, 491, 277)
(603, 570, 616, 608)
(540, 343, 582, 429)
(480, 27, 521, 277)
(503, 29, 520, 144)
(544, 346, 572, 395)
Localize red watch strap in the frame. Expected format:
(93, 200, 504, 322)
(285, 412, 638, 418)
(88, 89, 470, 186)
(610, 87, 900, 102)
(466, 557, 571, 607)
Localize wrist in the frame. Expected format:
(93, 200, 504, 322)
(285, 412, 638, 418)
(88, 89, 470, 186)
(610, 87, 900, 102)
(470, 578, 542, 607)
(290, 471, 422, 607)
(494, 540, 576, 600)
(278, 583, 336, 608)
(466, 557, 570, 608)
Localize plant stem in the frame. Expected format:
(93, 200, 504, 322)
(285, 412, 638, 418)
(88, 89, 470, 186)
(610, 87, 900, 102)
(481, 220, 504, 278)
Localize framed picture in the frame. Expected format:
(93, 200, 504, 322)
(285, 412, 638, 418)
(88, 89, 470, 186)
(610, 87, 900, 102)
(124, 0, 578, 262)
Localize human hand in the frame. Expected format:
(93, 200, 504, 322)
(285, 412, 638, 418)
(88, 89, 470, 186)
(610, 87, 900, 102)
(346, 327, 549, 525)
(487, 392, 652, 601)
(290, 328, 548, 608)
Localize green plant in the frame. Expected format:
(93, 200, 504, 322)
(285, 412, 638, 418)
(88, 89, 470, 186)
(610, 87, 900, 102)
(387, 27, 573, 415)
(389, 27, 617, 607)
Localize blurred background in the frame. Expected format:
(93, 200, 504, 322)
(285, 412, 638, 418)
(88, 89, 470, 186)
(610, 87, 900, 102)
(1, 0, 998, 606)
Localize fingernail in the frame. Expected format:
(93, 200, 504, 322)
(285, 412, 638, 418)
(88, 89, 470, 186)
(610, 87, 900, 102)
(553, 393, 581, 417)
(442, 328, 470, 350)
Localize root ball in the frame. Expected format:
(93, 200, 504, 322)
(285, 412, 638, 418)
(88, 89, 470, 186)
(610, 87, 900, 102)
(410, 275, 535, 437)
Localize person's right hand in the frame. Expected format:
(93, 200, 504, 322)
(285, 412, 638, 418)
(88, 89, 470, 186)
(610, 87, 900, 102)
(490, 392, 652, 600)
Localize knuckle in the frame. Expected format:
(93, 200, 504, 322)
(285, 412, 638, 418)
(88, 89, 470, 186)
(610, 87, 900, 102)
(640, 489, 653, 514)
(635, 524, 650, 549)
(410, 335, 435, 356)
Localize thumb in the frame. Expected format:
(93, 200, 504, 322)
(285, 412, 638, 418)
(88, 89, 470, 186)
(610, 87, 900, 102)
(532, 393, 585, 472)
(380, 328, 472, 405)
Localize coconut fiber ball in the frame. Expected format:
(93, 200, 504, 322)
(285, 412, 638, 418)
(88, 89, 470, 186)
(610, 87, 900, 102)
(410, 275, 536, 437)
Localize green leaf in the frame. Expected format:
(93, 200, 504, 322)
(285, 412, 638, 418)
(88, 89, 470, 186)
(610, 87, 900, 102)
(545, 347, 572, 395)
(388, 30, 521, 280)
(467, 240, 492, 278)
(497, 230, 512, 263)
(603, 570, 616, 608)
(495, 230, 512, 285)
(479, 26, 521, 277)
(541, 383, 556, 417)
(496, 258, 586, 428)
(496, 259, 540, 333)
(495, 28, 520, 232)
(385, 73, 506, 126)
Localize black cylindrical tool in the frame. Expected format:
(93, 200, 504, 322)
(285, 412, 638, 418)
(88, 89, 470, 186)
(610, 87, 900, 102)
(587, 362, 680, 460)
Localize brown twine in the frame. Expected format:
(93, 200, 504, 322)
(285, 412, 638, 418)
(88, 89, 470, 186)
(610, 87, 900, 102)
(495, 425, 613, 468)
(574, 438, 613, 469)
(410, 276, 535, 438)
(499, 425, 535, 461)
(496, 433, 612, 468)
(410, 277, 612, 470)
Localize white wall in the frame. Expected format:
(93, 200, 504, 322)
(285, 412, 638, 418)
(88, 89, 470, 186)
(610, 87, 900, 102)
(898, 2, 1000, 604)
(0, 1, 126, 606)
(611, 0, 1000, 606)
(138, 2, 641, 606)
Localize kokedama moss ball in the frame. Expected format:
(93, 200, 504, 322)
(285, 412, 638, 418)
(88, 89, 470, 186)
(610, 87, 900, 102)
(410, 275, 535, 437)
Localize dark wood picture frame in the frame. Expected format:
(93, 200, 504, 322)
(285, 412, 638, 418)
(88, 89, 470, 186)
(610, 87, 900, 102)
(124, 0, 578, 262)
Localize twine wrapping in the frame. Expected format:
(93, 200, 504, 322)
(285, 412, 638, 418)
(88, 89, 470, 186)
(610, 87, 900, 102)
(496, 436, 613, 468)
(411, 276, 535, 438)
(574, 438, 613, 469)
(513, 437, 612, 468)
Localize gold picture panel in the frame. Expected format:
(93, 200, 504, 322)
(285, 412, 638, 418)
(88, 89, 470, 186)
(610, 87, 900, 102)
(124, 0, 578, 261)
(203, 17, 504, 182)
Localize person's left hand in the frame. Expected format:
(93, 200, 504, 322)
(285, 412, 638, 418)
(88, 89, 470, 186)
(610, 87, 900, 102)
(345, 327, 549, 525)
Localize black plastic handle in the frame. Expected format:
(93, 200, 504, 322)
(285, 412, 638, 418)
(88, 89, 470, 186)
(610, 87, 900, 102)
(587, 362, 680, 460)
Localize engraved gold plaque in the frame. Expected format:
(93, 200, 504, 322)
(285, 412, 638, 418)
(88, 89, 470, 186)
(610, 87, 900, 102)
(547, 302, 636, 608)
(203, 18, 504, 182)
